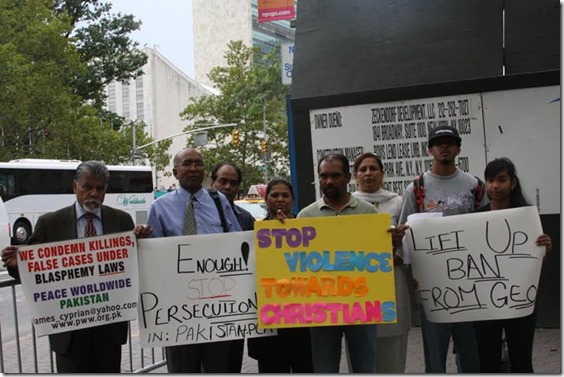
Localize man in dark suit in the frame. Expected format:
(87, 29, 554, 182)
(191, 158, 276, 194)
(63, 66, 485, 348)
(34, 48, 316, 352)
(210, 162, 255, 373)
(1, 160, 151, 373)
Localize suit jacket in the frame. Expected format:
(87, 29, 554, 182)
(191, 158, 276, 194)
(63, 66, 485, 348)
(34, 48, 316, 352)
(9, 204, 135, 354)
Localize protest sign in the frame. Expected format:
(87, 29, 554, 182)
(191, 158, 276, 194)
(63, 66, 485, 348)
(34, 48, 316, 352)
(255, 214, 396, 329)
(405, 206, 545, 323)
(17, 231, 138, 336)
(137, 231, 275, 348)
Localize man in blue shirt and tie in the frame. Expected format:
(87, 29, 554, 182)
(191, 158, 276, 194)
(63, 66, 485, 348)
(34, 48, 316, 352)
(147, 148, 241, 373)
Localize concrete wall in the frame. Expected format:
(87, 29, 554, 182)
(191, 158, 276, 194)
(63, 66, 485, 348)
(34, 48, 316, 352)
(193, 0, 252, 90)
(106, 48, 211, 189)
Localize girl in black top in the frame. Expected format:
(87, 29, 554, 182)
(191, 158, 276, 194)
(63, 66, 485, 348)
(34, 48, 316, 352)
(473, 158, 552, 373)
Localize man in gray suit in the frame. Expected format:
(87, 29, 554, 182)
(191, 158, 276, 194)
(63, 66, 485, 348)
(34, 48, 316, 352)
(2, 161, 151, 373)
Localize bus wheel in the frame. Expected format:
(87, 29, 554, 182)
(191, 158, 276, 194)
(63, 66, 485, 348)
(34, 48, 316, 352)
(13, 221, 31, 245)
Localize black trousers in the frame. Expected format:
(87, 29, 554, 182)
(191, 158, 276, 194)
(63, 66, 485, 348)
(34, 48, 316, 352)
(55, 327, 121, 373)
(474, 312, 537, 373)
(255, 328, 313, 373)
(227, 339, 245, 373)
(165, 340, 232, 373)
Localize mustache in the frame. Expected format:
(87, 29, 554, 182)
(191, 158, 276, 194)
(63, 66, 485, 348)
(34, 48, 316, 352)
(83, 199, 102, 210)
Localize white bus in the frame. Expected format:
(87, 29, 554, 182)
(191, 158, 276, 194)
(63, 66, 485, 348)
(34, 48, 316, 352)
(0, 159, 154, 245)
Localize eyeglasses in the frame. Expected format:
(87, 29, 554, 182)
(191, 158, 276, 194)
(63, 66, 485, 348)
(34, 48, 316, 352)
(175, 160, 205, 169)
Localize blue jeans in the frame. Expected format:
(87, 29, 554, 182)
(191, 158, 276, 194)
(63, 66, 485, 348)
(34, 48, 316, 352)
(310, 325, 377, 373)
(420, 307, 480, 373)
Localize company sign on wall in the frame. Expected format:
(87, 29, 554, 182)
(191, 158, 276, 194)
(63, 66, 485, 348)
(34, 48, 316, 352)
(309, 86, 560, 215)
(281, 43, 294, 85)
(310, 94, 485, 196)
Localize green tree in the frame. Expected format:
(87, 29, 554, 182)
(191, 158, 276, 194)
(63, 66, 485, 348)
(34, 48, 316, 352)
(0, 0, 84, 161)
(0, 0, 169, 171)
(54, 0, 148, 109)
(180, 40, 290, 194)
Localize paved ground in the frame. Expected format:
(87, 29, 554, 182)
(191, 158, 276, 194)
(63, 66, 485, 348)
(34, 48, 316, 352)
(1, 273, 559, 373)
(2, 323, 561, 373)
(145, 326, 561, 373)
(238, 327, 561, 373)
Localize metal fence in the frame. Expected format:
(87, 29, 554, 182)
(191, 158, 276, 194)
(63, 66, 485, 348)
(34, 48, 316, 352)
(0, 278, 167, 373)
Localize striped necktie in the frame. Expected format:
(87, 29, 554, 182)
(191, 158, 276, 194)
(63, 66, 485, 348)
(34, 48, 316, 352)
(84, 213, 97, 237)
(184, 195, 197, 235)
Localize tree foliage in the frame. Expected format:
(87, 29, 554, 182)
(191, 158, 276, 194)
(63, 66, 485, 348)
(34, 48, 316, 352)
(180, 40, 290, 194)
(0, 0, 167, 170)
(0, 0, 83, 161)
(54, 0, 148, 109)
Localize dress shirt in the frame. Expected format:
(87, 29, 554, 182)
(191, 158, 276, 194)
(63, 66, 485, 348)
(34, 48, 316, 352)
(148, 186, 241, 238)
(75, 202, 102, 237)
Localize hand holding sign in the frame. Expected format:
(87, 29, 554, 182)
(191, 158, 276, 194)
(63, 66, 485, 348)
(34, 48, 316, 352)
(405, 207, 545, 323)
(255, 214, 397, 329)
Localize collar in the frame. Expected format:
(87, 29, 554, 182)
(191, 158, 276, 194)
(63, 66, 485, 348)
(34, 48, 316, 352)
(75, 202, 101, 219)
(316, 193, 359, 212)
(179, 186, 205, 202)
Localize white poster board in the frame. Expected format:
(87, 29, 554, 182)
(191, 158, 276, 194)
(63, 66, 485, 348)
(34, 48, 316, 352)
(308, 85, 560, 213)
(310, 94, 485, 196)
(17, 231, 139, 336)
(405, 207, 545, 323)
(482, 85, 560, 214)
(137, 231, 275, 348)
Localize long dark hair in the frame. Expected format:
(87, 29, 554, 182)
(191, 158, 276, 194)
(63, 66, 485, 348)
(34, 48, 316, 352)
(484, 157, 529, 208)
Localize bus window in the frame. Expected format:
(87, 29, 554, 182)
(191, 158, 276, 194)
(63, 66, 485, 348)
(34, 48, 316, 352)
(0, 174, 14, 201)
(0, 161, 153, 244)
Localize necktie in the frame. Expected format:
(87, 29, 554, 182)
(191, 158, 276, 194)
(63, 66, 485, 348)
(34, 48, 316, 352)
(84, 213, 97, 237)
(184, 195, 197, 235)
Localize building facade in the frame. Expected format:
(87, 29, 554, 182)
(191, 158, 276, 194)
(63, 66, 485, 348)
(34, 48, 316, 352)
(193, 0, 295, 89)
(105, 47, 211, 189)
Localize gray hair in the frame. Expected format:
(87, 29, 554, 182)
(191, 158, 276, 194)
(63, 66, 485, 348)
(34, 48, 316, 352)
(74, 161, 110, 183)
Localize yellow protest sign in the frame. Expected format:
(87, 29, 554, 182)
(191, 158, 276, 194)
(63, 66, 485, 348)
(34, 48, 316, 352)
(255, 214, 396, 328)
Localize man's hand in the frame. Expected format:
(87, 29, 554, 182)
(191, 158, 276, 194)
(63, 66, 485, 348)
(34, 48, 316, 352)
(1, 246, 18, 268)
(134, 224, 152, 239)
(387, 224, 409, 247)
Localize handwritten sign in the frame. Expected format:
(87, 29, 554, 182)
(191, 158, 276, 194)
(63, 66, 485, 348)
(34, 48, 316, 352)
(405, 207, 545, 323)
(137, 231, 275, 348)
(255, 214, 396, 329)
(17, 231, 139, 336)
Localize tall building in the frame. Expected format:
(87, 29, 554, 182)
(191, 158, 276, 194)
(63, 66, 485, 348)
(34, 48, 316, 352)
(193, 0, 295, 89)
(105, 47, 211, 189)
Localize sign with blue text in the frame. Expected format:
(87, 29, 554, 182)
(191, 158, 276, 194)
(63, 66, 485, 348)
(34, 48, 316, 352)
(255, 214, 396, 329)
(17, 231, 139, 336)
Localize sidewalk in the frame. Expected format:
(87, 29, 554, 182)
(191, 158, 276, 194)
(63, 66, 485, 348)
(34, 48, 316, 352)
(2, 272, 559, 373)
(239, 326, 561, 373)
